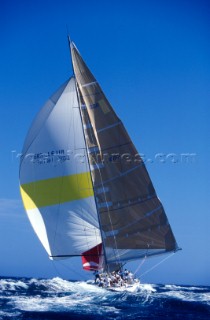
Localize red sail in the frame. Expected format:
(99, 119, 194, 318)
(81, 243, 103, 271)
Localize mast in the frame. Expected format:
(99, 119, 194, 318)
(67, 35, 74, 77)
(68, 37, 108, 271)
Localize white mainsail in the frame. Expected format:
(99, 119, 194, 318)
(20, 40, 179, 273)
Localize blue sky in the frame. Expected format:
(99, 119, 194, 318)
(0, 0, 209, 285)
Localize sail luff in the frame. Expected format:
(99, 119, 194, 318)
(70, 42, 108, 271)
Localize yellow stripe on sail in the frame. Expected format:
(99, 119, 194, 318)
(20, 172, 93, 210)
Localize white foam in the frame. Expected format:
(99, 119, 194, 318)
(29, 277, 74, 293)
(139, 283, 156, 292)
(0, 279, 28, 291)
(160, 287, 210, 304)
(164, 284, 208, 291)
(11, 290, 121, 315)
(6, 278, 110, 312)
(12, 294, 93, 312)
(0, 310, 21, 318)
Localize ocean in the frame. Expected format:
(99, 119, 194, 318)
(0, 277, 209, 320)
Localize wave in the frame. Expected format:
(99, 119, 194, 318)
(160, 284, 210, 304)
(164, 284, 210, 292)
(0, 277, 210, 320)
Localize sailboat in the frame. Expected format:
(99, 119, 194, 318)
(19, 38, 179, 288)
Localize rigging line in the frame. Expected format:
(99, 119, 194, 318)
(74, 79, 106, 264)
(133, 255, 147, 276)
(52, 259, 65, 279)
(68, 35, 75, 77)
(139, 252, 175, 279)
(52, 259, 85, 279)
(115, 106, 127, 265)
(51, 254, 104, 258)
(75, 84, 110, 268)
(73, 81, 97, 252)
(73, 91, 89, 250)
(91, 155, 122, 270)
(82, 105, 102, 248)
(74, 104, 93, 245)
(133, 247, 149, 275)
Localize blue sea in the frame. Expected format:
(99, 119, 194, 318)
(0, 277, 209, 319)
